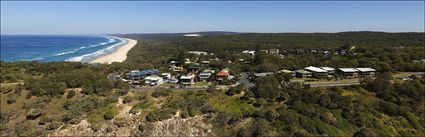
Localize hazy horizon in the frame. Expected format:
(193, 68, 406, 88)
(1, 1, 424, 34)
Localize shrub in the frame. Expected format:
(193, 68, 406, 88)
(6, 98, 16, 104)
(46, 121, 61, 130)
(353, 128, 378, 137)
(62, 111, 80, 123)
(152, 89, 172, 98)
(265, 110, 278, 122)
(38, 116, 52, 125)
(320, 112, 338, 125)
(67, 90, 75, 99)
(26, 110, 42, 120)
(104, 111, 115, 120)
(123, 96, 133, 104)
(146, 108, 175, 122)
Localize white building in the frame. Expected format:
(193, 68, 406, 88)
(144, 75, 164, 86)
(199, 72, 212, 82)
(161, 73, 171, 79)
(184, 34, 203, 37)
(188, 51, 208, 55)
(320, 67, 336, 75)
(356, 68, 376, 76)
(180, 74, 196, 85)
(305, 66, 328, 78)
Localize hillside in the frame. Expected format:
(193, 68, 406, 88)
(1, 32, 424, 136)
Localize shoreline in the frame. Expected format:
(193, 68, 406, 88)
(90, 38, 137, 64)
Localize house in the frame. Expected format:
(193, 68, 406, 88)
(296, 49, 305, 55)
(295, 69, 312, 78)
(305, 66, 328, 78)
(170, 61, 180, 66)
(107, 73, 121, 81)
(356, 68, 376, 76)
(320, 67, 336, 75)
(127, 69, 160, 80)
(269, 49, 279, 55)
(184, 59, 191, 64)
(337, 68, 359, 78)
(144, 75, 164, 86)
(180, 74, 196, 85)
(201, 61, 211, 65)
(260, 50, 268, 54)
(203, 69, 216, 73)
(188, 51, 208, 55)
(187, 63, 201, 73)
(216, 71, 230, 81)
(161, 73, 171, 79)
(199, 72, 212, 82)
(242, 50, 256, 56)
(278, 69, 295, 76)
(171, 66, 184, 72)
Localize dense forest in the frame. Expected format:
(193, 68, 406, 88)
(1, 32, 424, 136)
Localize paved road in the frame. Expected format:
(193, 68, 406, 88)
(308, 82, 360, 87)
(131, 86, 208, 91)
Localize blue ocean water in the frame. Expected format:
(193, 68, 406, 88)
(0, 35, 125, 62)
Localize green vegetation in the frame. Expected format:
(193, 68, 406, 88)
(1, 32, 424, 136)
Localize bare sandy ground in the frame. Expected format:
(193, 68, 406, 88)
(90, 38, 137, 64)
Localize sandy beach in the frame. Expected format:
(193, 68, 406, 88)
(90, 38, 137, 64)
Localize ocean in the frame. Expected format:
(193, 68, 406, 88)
(0, 35, 126, 63)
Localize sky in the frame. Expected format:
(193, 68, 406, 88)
(1, 1, 424, 34)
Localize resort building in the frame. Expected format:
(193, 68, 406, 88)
(295, 69, 312, 78)
(356, 68, 376, 76)
(144, 75, 164, 86)
(269, 49, 279, 55)
(337, 68, 359, 78)
(180, 74, 196, 85)
(278, 69, 295, 76)
(127, 69, 160, 80)
(320, 67, 336, 75)
(305, 66, 328, 78)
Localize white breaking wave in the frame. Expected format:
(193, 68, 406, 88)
(66, 37, 127, 63)
(53, 37, 117, 57)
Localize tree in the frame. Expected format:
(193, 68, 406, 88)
(93, 79, 112, 95)
(252, 76, 281, 101)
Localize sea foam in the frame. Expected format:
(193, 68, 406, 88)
(66, 37, 127, 63)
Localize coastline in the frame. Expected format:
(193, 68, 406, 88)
(90, 38, 137, 64)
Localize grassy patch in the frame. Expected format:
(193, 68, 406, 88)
(87, 103, 118, 124)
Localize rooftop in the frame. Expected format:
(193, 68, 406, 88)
(296, 69, 312, 74)
(305, 66, 327, 73)
(338, 68, 358, 72)
(320, 67, 335, 71)
(356, 68, 376, 72)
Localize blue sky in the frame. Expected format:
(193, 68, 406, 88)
(1, 1, 424, 34)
